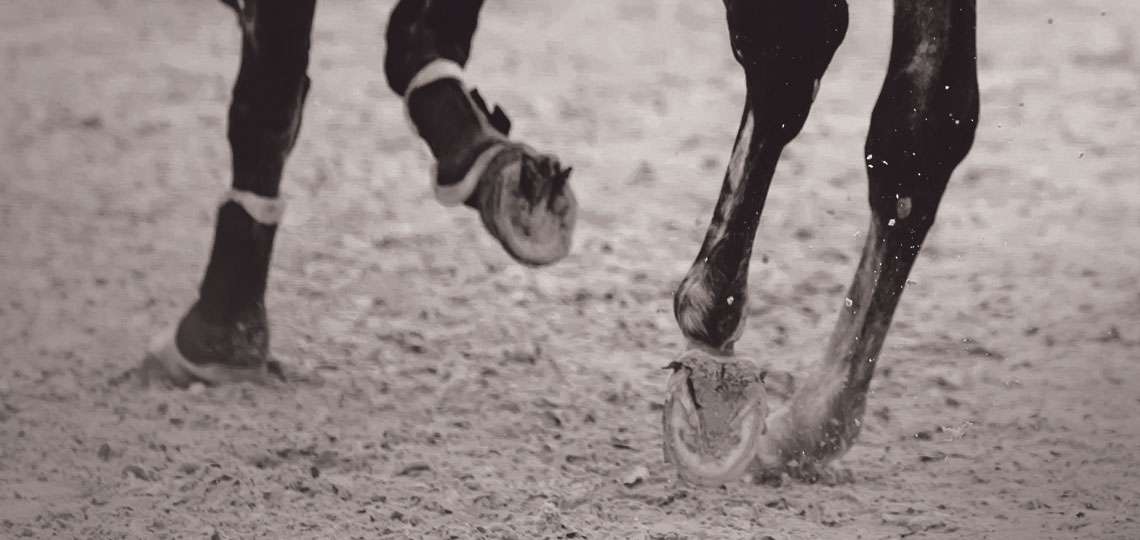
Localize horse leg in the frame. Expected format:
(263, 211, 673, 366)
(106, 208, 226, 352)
(662, 0, 849, 486)
(384, 0, 577, 266)
(143, 0, 315, 386)
(664, 0, 981, 484)
(753, 0, 980, 479)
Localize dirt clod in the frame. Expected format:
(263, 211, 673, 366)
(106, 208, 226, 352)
(621, 465, 649, 487)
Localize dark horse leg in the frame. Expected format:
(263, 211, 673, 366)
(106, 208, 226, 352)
(143, 0, 315, 386)
(663, 0, 978, 485)
(384, 0, 577, 266)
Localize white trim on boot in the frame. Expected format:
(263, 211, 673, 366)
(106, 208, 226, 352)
(403, 58, 500, 207)
(219, 189, 286, 225)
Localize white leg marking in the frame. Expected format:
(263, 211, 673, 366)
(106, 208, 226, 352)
(677, 264, 716, 339)
(726, 109, 755, 192)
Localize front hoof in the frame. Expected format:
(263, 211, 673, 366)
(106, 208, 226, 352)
(662, 349, 769, 487)
(471, 143, 577, 266)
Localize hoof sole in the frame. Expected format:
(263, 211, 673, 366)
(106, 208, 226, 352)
(662, 349, 769, 487)
(474, 144, 577, 266)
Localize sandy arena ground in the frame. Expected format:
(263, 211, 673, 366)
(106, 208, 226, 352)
(1, 0, 1139, 538)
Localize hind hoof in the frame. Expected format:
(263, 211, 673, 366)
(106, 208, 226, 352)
(662, 349, 769, 487)
(141, 305, 272, 388)
(469, 143, 577, 266)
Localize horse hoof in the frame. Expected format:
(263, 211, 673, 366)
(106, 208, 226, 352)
(141, 310, 270, 388)
(662, 349, 769, 487)
(471, 143, 577, 266)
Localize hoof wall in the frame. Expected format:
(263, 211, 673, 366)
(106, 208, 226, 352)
(141, 323, 270, 388)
